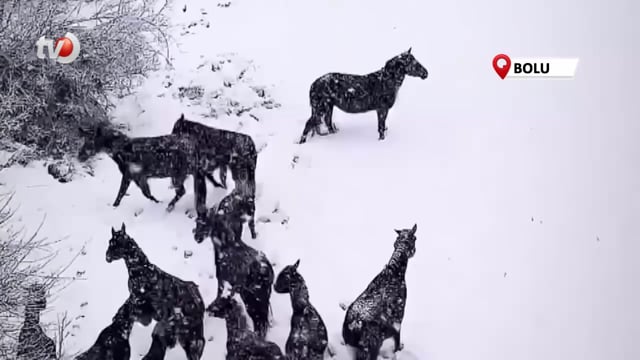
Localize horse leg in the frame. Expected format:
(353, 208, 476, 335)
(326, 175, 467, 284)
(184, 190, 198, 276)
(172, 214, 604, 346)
(242, 289, 270, 339)
(299, 116, 317, 144)
(376, 108, 389, 140)
(167, 174, 187, 212)
(206, 280, 225, 315)
(219, 164, 228, 189)
(324, 105, 338, 133)
(132, 177, 160, 203)
(193, 171, 208, 218)
(178, 326, 205, 360)
(141, 323, 171, 360)
(246, 163, 257, 239)
(248, 215, 257, 239)
(300, 106, 327, 143)
(314, 104, 330, 136)
(204, 172, 223, 189)
(113, 173, 132, 207)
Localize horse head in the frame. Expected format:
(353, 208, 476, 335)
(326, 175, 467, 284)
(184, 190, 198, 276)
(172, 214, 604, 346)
(106, 223, 139, 263)
(393, 223, 418, 258)
(385, 48, 428, 80)
(77, 125, 123, 161)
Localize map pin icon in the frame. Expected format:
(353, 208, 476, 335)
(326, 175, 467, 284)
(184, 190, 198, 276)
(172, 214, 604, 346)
(492, 54, 511, 79)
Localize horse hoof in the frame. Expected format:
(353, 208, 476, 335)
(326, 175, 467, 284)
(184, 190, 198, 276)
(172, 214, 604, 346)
(166, 205, 175, 212)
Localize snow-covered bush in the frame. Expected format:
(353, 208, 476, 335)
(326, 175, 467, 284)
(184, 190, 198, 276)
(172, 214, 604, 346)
(0, 0, 170, 162)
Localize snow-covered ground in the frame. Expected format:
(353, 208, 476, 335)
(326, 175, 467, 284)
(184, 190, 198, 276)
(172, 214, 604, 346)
(1, 0, 638, 359)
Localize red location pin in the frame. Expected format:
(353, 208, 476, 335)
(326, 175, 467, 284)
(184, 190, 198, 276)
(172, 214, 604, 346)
(492, 54, 511, 79)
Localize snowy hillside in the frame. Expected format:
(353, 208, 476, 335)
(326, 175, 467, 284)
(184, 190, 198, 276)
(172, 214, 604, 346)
(1, 0, 638, 359)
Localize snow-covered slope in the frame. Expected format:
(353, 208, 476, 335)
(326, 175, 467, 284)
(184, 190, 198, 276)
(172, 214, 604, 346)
(1, 0, 638, 359)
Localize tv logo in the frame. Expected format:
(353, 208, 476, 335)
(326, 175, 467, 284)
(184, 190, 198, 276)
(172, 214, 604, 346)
(492, 54, 579, 80)
(35, 32, 81, 64)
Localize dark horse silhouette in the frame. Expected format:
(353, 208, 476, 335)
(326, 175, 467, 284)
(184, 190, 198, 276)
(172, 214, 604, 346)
(298, 48, 428, 144)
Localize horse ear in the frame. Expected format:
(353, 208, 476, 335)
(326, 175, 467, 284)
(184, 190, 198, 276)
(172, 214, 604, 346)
(121, 222, 126, 232)
(293, 259, 300, 269)
(411, 224, 417, 234)
(395, 229, 402, 235)
(179, 113, 185, 121)
(408, 47, 412, 54)
(111, 227, 116, 236)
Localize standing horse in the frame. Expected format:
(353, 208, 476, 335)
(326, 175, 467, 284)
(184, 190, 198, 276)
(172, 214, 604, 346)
(298, 48, 428, 143)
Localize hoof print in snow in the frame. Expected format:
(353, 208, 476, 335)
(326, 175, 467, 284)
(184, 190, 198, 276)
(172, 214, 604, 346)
(280, 217, 289, 225)
(207, 336, 214, 342)
(183, 250, 193, 259)
(133, 208, 144, 217)
(182, 5, 187, 12)
(257, 216, 271, 223)
(80, 302, 88, 308)
(338, 302, 347, 311)
(208, 273, 214, 279)
(80, 247, 87, 256)
(251, 86, 266, 98)
(172, 246, 178, 251)
(291, 155, 299, 169)
(250, 114, 260, 122)
(76, 270, 85, 277)
(504, 272, 507, 278)
(217, 2, 231, 8)
(178, 86, 204, 101)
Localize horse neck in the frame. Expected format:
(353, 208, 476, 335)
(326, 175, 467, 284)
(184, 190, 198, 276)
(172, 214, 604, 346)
(104, 133, 130, 154)
(123, 245, 151, 275)
(216, 226, 246, 250)
(387, 243, 410, 276)
(289, 278, 311, 313)
(381, 64, 407, 88)
(112, 305, 135, 334)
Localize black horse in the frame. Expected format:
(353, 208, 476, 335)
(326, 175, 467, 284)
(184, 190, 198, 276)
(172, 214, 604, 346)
(299, 48, 428, 143)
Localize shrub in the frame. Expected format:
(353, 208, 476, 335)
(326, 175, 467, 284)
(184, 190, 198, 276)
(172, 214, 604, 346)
(0, 0, 170, 162)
